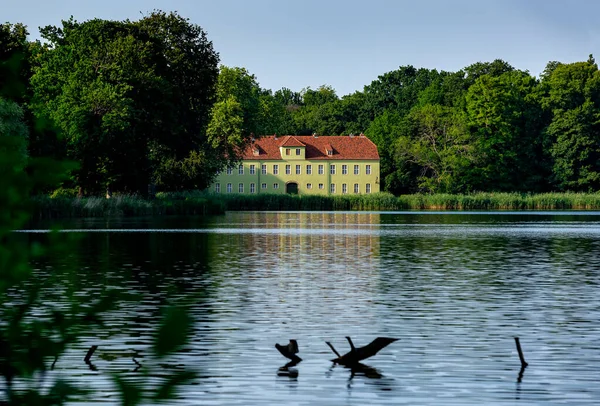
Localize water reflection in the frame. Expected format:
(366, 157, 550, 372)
(11, 212, 600, 405)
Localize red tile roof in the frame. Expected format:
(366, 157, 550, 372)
(242, 135, 380, 160)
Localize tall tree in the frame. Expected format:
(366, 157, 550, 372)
(0, 23, 30, 102)
(395, 104, 472, 193)
(466, 70, 549, 191)
(30, 12, 220, 194)
(540, 56, 600, 191)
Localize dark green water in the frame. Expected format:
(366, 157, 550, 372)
(12, 212, 600, 404)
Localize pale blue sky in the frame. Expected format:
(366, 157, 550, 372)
(4, 0, 599, 96)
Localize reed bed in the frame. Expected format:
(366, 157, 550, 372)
(31, 191, 600, 218)
(31, 194, 225, 219)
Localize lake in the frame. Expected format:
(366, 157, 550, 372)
(12, 211, 600, 405)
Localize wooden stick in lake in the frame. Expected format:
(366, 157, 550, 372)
(514, 337, 528, 367)
(84, 345, 98, 363)
(327, 336, 398, 366)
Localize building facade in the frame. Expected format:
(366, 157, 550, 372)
(211, 134, 380, 195)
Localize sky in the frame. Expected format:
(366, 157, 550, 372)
(3, 0, 600, 96)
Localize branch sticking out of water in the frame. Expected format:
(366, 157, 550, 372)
(84, 345, 98, 363)
(327, 337, 398, 366)
(514, 337, 528, 368)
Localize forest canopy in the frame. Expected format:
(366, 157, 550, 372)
(2, 13, 600, 195)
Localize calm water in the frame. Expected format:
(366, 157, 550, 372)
(11, 211, 600, 405)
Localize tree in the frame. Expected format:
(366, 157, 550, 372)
(540, 57, 600, 191)
(30, 12, 220, 194)
(0, 97, 28, 170)
(366, 109, 417, 194)
(395, 104, 473, 193)
(466, 70, 549, 191)
(0, 23, 30, 102)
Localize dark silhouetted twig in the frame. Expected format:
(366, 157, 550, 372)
(328, 337, 398, 366)
(514, 337, 528, 367)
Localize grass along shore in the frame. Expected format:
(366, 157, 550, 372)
(29, 191, 600, 219)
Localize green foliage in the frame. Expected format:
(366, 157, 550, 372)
(0, 97, 28, 169)
(153, 306, 192, 357)
(540, 58, 600, 191)
(30, 11, 220, 195)
(396, 104, 473, 193)
(466, 70, 549, 191)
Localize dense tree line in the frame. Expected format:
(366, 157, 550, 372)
(2, 12, 600, 195)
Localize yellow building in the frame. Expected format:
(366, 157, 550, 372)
(211, 134, 380, 195)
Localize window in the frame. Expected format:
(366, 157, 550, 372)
(261, 164, 267, 175)
(330, 165, 336, 175)
(307, 183, 312, 189)
(354, 165, 359, 175)
(286, 164, 291, 175)
(306, 164, 312, 175)
(215, 183, 221, 193)
(318, 164, 324, 175)
(330, 184, 336, 193)
(250, 164, 255, 175)
(286, 148, 291, 155)
(366, 165, 371, 175)
(342, 165, 348, 175)
(250, 183, 255, 193)
(261, 183, 267, 189)
(227, 183, 232, 193)
(366, 183, 371, 194)
(319, 183, 324, 189)
(238, 183, 244, 193)
(342, 183, 347, 194)
(273, 164, 279, 175)
(296, 165, 301, 175)
(238, 164, 244, 175)
(296, 148, 301, 155)
(227, 167, 233, 175)
(273, 183, 279, 189)
(354, 183, 359, 194)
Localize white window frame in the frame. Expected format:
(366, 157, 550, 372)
(366, 183, 371, 194)
(227, 167, 233, 175)
(306, 164, 312, 175)
(354, 165, 359, 175)
(215, 183, 220, 193)
(261, 183, 267, 189)
(273, 183, 279, 189)
(286, 164, 291, 175)
(330, 184, 336, 193)
(318, 164, 324, 175)
(273, 164, 279, 175)
(354, 183, 359, 193)
(342, 183, 347, 194)
(366, 165, 371, 175)
(238, 164, 244, 175)
(238, 183, 244, 193)
(250, 183, 255, 193)
(307, 183, 312, 189)
(261, 164, 267, 175)
(319, 183, 324, 189)
(296, 165, 301, 175)
(227, 183, 232, 193)
(342, 164, 348, 175)
(250, 164, 255, 175)
(330, 165, 336, 175)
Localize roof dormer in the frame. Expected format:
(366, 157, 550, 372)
(279, 136, 306, 160)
